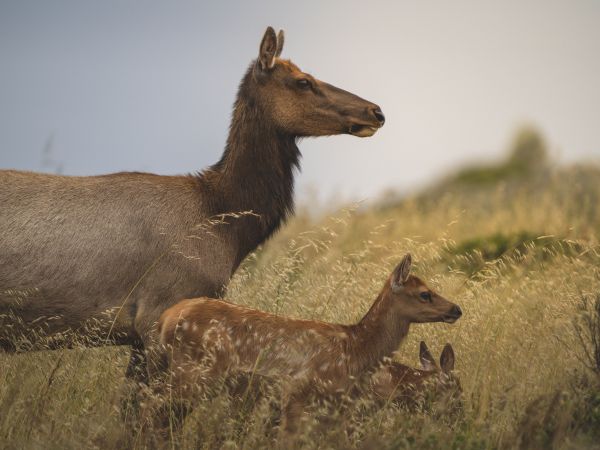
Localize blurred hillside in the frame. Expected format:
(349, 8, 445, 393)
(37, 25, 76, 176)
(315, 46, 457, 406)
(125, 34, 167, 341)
(447, 125, 550, 186)
(378, 124, 587, 205)
(359, 126, 599, 273)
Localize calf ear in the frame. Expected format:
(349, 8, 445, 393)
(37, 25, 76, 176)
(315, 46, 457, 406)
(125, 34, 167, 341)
(391, 253, 412, 292)
(419, 341, 437, 371)
(440, 343, 455, 373)
(258, 26, 278, 70)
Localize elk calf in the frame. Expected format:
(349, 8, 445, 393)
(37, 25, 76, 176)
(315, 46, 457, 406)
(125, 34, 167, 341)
(370, 341, 461, 413)
(157, 254, 462, 435)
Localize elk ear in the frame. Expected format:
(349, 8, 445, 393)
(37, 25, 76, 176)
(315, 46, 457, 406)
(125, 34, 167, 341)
(440, 343, 455, 373)
(258, 26, 278, 70)
(275, 29, 285, 57)
(391, 253, 412, 292)
(419, 341, 437, 371)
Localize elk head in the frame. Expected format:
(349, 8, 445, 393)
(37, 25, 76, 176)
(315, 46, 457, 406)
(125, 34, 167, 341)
(249, 27, 385, 138)
(389, 254, 463, 324)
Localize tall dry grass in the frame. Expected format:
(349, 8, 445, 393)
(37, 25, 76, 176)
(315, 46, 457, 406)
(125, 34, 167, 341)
(1, 162, 600, 449)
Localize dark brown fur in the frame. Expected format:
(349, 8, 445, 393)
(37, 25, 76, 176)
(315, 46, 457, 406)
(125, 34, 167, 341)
(0, 27, 384, 386)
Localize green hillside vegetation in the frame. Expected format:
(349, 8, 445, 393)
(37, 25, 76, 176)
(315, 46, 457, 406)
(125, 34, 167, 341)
(1, 127, 600, 449)
(452, 126, 549, 185)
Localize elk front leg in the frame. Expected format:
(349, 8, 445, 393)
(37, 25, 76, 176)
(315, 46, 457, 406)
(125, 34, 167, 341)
(125, 338, 149, 383)
(117, 337, 150, 441)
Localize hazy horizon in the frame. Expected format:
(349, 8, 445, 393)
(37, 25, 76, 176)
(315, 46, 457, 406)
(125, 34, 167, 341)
(1, 0, 599, 202)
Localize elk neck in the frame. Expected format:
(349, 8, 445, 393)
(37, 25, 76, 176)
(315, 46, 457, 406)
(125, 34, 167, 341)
(346, 285, 411, 373)
(195, 65, 301, 263)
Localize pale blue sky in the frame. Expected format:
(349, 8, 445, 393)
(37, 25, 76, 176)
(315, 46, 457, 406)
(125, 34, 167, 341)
(1, 0, 599, 201)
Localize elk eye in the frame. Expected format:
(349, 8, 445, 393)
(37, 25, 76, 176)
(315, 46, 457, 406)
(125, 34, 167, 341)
(296, 79, 311, 89)
(419, 292, 432, 302)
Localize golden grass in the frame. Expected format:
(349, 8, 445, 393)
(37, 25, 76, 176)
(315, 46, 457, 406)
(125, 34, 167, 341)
(1, 165, 600, 449)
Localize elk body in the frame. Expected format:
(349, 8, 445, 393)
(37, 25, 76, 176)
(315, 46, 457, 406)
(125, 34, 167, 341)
(0, 27, 384, 383)
(157, 254, 462, 435)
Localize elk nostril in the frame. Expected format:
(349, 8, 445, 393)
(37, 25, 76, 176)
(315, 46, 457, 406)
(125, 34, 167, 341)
(372, 108, 385, 125)
(373, 108, 385, 124)
(452, 305, 463, 317)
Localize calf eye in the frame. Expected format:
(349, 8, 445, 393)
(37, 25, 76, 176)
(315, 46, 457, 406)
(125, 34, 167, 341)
(419, 292, 432, 302)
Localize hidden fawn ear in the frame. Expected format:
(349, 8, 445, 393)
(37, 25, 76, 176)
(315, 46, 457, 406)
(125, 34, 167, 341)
(258, 26, 279, 70)
(391, 253, 412, 292)
(440, 343, 455, 373)
(419, 341, 437, 371)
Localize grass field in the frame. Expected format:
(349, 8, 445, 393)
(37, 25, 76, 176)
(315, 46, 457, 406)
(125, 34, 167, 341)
(2, 131, 600, 449)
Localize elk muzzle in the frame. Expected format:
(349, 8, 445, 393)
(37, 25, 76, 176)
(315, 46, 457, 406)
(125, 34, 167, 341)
(443, 305, 463, 324)
(348, 105, 385, 137)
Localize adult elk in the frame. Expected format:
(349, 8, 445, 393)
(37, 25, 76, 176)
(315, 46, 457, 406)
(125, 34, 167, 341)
(0, 27, 385, 387)
(156, 254, 462, 437)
